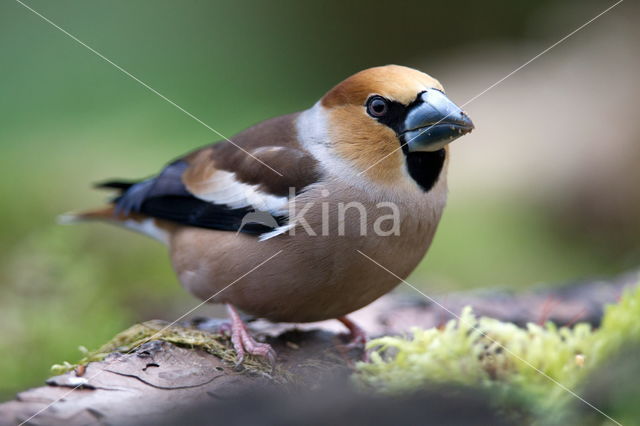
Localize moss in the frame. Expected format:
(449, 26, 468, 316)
(355, 285, 640, 423)
(51, 320, 279, 379)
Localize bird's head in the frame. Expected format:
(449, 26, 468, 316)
(306, 65, 474, 190)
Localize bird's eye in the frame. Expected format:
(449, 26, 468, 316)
(366, 96, 388, 118)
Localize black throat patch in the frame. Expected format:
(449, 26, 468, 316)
(405, 149, 446, 192)
(366, 92, 446, 193)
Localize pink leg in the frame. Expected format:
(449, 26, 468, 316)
(226, 304, 276, 366)
(338, 316, 369, 361)
(338, 316, 367, 346)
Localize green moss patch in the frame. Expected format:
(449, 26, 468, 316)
(51, 320, 275, 377)
(356, 285, 640, 423)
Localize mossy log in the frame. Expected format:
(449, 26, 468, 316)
(0, 270, 636, 426)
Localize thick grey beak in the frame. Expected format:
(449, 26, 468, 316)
(401, 89, 474, 153)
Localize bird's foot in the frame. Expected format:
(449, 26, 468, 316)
(226, 304, 277, 367)
(338, 316, 369, 361)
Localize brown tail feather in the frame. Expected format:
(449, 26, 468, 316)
(58, 206, 133, 223)
(58, 206, 175, 244)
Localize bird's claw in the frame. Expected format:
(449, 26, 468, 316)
(227, 304, 277, 369)
(232, 332, 277, 371)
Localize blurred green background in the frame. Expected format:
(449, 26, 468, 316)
(1, 0, 638, 399)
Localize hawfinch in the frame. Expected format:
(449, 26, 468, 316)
(66, 65, 474, 364)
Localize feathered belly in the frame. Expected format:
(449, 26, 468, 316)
(169, 201, 441, 322)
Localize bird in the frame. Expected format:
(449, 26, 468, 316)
(64, 65, 474, 364)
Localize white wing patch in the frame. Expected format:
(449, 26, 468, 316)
(258, 223, 295, 241)
(189, 170, 289, 216)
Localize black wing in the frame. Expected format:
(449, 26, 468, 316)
(98, 161, 286, 235)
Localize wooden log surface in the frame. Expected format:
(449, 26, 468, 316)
(1, 270, 637, 425)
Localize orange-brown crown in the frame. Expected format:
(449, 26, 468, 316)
(322, 65, 443, 108)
